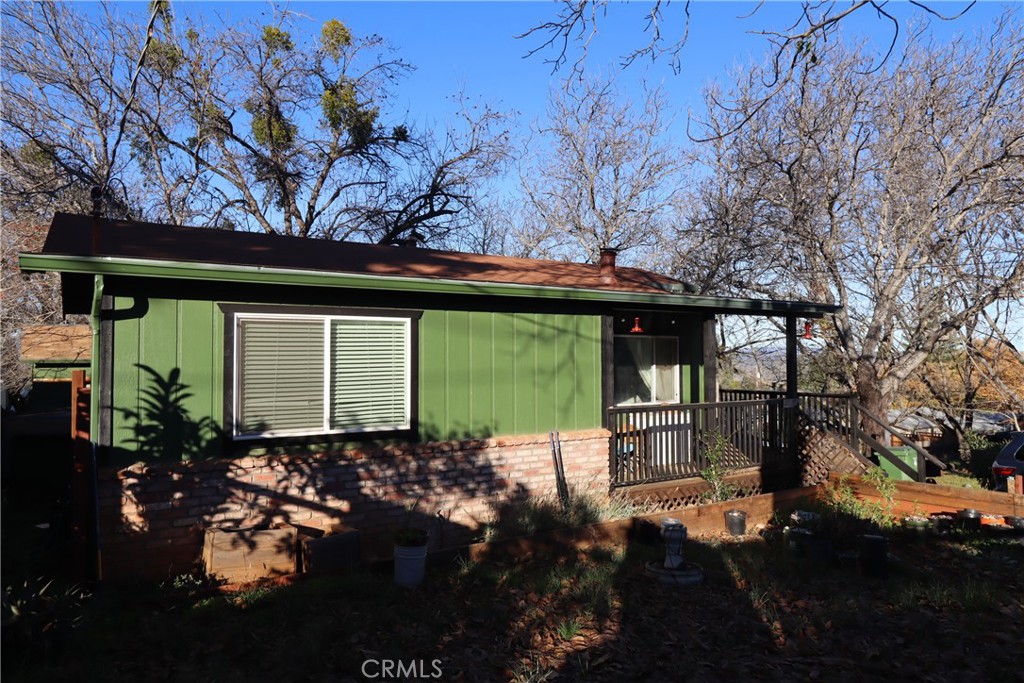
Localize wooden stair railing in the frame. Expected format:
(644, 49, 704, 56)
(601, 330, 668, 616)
(850, 402, 947, 482)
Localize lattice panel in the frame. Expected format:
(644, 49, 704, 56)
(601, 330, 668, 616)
(624, 473, 764, 512)
(796, 413, 868, 487)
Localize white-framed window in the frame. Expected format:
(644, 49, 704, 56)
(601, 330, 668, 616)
(613, 335, 680, 405)
(232, 312, 411, 438)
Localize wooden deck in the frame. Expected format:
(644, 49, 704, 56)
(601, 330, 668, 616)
(609, 391, 944, 490)
(609, 398, 787, 487)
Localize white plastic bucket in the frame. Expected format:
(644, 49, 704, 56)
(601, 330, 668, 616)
(393, 543, 427, 587)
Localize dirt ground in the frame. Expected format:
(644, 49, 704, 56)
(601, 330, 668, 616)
(5, 522, 1023, 683)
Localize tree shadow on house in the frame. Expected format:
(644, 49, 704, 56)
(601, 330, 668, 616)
(116, 364, 223, 463)
(106, 365, 522, 581)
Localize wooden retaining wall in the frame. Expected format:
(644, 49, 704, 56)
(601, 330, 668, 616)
(834, 474, 1024, 518)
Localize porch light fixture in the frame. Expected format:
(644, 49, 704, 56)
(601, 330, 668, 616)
(630, 317, 644, 334)
(802, 320, 813, 339)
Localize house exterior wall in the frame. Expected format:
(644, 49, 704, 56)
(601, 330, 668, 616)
(95, 290, 704, 580)
(106, 296, 606, 461)
(419, 310, 602, 439)
(109, 297, 224, 461)
(97, 428, 611, 580)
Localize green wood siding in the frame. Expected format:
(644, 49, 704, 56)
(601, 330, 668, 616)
(679, 317, 705, 404)
(110, 297, 223, 462)
(108, 299, 605, 459)
(418, 311, 602, 439)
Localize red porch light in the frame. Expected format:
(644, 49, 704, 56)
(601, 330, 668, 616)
(630, 317, 644, 334)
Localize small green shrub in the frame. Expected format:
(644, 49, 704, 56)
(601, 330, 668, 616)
(863, 466, 897, 519)
(893, 577, 995, 612)
(569, 561, 617, 616)
(160, 570, 220, 599)
(819, 474, 859, 515)
(482, 487, 650, 541)
(961, 430, 1011, 487)
(820, 471, 896, 528)
(963, 429, 996, 458)
(229, 584, 275, 609)
(2, 577, 90, 654)
(699, 431, 739, 503)
(556, 617, 583, 640)
(509, 657, 555, 683)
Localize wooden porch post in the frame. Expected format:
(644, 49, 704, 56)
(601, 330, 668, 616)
(703, 315, 718, 403)
(784, 316, 799, 474)
(785, 316, 798, 400)
(70, 370, 95, 579)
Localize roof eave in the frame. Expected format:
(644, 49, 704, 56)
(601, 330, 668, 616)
(18, 252, 840, 317)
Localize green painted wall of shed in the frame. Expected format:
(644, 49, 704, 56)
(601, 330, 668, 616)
(106, 298, 609, 459)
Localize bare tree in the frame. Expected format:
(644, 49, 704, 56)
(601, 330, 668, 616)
(0, 1, 511, 392)
(686, 12, 1024, 430)
(0, 1, 161, 222)
(1, 1, 510, 244)
(522, 2, 975, 99)
(517, 75, 684, 262)
(0, 223, 87, 399)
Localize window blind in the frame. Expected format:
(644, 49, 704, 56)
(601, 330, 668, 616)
(329, 318, 408, 430)
(234, 314, 410, 437)
(238, 318, 324, 435)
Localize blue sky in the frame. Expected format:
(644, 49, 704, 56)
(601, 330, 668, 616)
(149, 0, 1010, 136)
(78, 1, 1022, 344)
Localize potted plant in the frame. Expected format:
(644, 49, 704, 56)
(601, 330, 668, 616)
(394, 526, 428, 547)
(902, 515, 931, 541)
(393, 499, 429, 587)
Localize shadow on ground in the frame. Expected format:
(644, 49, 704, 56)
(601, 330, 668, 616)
(5, 495, 1023, 682)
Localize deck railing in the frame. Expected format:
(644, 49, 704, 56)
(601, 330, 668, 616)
(720, 389, 944, 482)
(610, 390, 945, 487)
(722, 389, 858, 447)
(609, 398, 787, 487)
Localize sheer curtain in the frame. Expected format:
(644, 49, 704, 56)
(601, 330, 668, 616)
(614, 337, 653, 404)
(614, 336, 679, 405)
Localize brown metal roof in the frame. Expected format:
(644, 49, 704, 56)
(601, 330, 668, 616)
(39, 213, 686, 295)
(20, 325, 91, 362)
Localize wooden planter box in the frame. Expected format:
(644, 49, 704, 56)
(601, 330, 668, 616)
(300, 524, 361, 574)
(202, 526, 298, 583)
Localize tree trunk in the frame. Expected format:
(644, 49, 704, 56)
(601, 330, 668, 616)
(855, 365, 889, 449)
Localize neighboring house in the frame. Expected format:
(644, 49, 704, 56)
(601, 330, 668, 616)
(0, 325, 91, 480)
(20, 213, 837, 579)
(18, 324, 91, 412)
(887, 410, 944, 448)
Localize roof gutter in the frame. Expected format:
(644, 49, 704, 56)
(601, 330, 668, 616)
(19, 252, 840, 317)
(89, 273, 104, 580)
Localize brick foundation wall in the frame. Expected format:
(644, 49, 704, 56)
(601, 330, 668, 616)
(97, 429, 610, 580)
